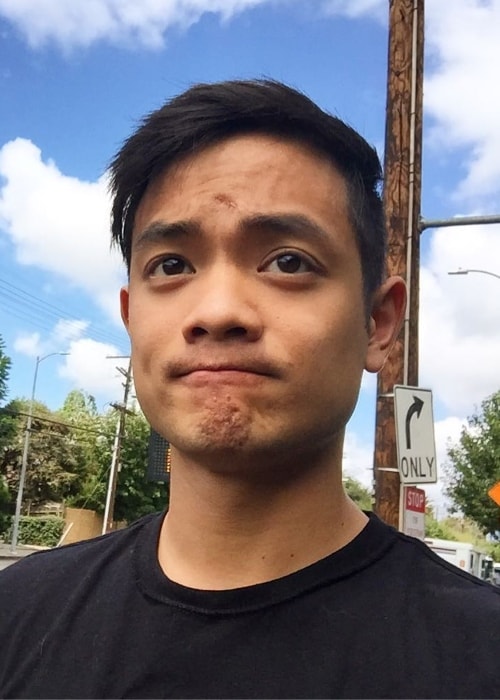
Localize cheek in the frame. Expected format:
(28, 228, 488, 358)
(128, 304, 163, 372)
(298, 315, 368, 391)
(128, 291, 166, 341)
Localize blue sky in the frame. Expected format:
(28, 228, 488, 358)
(1, 0, 499, 510)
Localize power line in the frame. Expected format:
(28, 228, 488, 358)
(2, 407, 109, 435)
(0, 291, 127, 348)
(0, 277, 127, 349)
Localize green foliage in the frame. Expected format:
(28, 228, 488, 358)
(424, 504, 458, 539)
(0, 399, 84, 506)
(425, 515, 458, 540)
(485, 540, 500, 562)
(63, 394, 168, 523)
(56, 390, 105, 512)
(0, 400, 18, 454)
(59, 389, 98, 420)
(7, 515, 64, 547)
(113, 411, 169, 522)
(344, 476, 373, 511)
(445, 390, 500, 537)
(0, 338, 16, 456)
(0, 336, 11, 405)
(0, 387, 168, 528)
(0, 391, 164, 522)
(0, 477, 11, 536)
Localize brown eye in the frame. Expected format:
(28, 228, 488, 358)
(162, 257, 186, 275)
(263, 252, 315, 274)
(150, 256, 194, 277)
(276, 254, 303, 273)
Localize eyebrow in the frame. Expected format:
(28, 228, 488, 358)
(133, 212, 333, 252)
(240, 213, 332, 244)
(132, 220, 201, 251)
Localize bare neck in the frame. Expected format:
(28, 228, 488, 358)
(157, 448, 368, 590)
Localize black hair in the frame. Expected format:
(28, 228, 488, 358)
(109, 79, 386, 301)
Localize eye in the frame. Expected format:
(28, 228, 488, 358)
(263, 252, 317, 274)
(149, 255, 195, 277)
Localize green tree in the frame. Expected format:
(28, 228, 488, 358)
(60, 389, 98, 419)
(0, 399, 82, 507)
(67, 403, 168, 523)
(445, 390, 500, 538)
(344, 476, 373, 511)
(0, 335, 11, 404)
(0, 337, 16, 455)
(424, 503, 456, 539)
(58, 390, 109, 513)
(0, 476, 11, 536)
(113, 409, 169, 522)
(425, 514, 457, 540)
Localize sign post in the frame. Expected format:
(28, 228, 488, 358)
(394, 386, 437, 484)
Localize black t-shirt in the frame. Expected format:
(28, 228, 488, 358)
(0, 511, 499, 698)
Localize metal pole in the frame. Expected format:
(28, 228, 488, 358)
(10, 351, 69, 552)
(448, 268, 500, 281)
(420, 214, 500, 232)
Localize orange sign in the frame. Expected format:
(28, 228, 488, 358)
(488, 481, 500, 506)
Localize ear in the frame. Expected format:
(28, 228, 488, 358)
(365, 276, 406, 373)
(120, 286, 130, 332)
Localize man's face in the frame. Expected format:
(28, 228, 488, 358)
(121, 134, 381, 471)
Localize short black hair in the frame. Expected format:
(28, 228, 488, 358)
(109, 79, 386, 301)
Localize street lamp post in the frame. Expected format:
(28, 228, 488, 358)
(10, 352, 69, 552)
(448, 268, 500, 281)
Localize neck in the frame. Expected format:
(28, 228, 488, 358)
(157, 446, 368, 590)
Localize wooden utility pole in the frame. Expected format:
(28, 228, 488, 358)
(373, 0, 424, 527)
(103, 359, 133, 533)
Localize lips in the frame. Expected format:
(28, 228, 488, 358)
(169, 360, 280, 379)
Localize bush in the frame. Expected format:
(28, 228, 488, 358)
(7, 516, 65, 547)
(0, 478, 11, 538)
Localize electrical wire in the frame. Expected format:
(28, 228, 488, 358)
(0, 276, 127, 350)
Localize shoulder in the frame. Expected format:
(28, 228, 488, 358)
(389, 525, 500, 609)
(0, 511, 163, 600)
(365, 513, 499, 602)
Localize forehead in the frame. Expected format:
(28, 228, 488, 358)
(132, 134, 351, 239)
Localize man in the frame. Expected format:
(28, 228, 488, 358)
(1, 79, 498, 699)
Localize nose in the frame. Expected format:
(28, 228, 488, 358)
(181, 268, 264, 343)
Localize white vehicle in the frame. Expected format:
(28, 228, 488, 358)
(424, 537, 489, 580)
(492, 562, 500, 586)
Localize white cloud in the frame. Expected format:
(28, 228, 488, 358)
(0, 0, 270, 50)
(13, 331, 42, 357)
(0, 138, 125, 324)
(59, 337, 127, 407)
(343, 430, 374, 490)
(425, 0, 500, 205)
(321, 0, 385, 21)
(12, 319, 128, 406)
(14, 319, 88, 359)
(420, 223, 500, 415)
(53, 319, 90, 344)
(424, 415, 467, 517)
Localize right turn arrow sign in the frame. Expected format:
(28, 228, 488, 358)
(394, 385, 438, 484)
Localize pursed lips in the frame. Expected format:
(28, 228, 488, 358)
(168, 360, 281, 380)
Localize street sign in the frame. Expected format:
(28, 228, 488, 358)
(394, 385, 437, 484)
(488, 481, 500, 506)
(402, 486, 426, 539)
